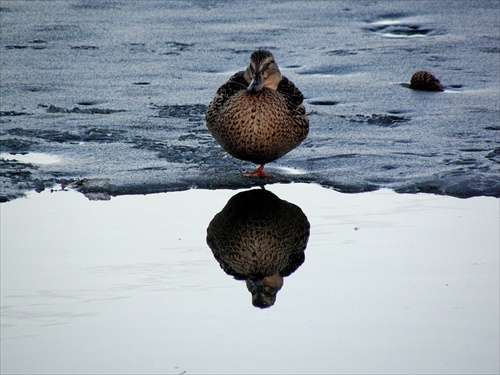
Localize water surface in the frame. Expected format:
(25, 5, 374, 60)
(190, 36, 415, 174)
(1, 184, 498, 374)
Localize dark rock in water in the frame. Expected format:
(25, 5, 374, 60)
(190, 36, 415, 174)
(0, 138, 37, 152)
(46, 105, 125, 114)
(410, 71, 444, 91)
(0, 111, 31, 116)
(158, 104, 207, 118)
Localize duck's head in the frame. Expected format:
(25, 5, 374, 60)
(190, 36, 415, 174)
(246, 273, 284, 309)
(244, 50, 282, 94)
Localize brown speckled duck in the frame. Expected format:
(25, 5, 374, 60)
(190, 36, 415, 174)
(206, 50, 309, 177)
(410, 70, 444, 92)
(206, 188, 310, 308)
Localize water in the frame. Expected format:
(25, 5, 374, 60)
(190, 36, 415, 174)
(1, 184, 498, 374)
(1, 0, 499, 201)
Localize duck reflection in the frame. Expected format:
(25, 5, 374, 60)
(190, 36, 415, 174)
(206, 188, 310, 308)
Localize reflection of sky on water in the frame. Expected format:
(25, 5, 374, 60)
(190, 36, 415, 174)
(1, 184, 498, 374)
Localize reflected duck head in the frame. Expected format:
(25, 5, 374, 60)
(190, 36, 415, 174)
(246, 273, 284, 309)
(244, 49, 282, 94)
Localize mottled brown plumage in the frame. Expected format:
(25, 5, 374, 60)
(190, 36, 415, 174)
(206, 188, 310, 308)
(410, 70, 444, 91)
(206, 50, 309, 176)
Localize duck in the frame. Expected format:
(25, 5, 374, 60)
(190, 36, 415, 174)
(410, 70, 444, 92)
(206, 188, 310, 308)
(206, 50, 309, 177)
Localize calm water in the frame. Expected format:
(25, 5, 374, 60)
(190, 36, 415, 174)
(1, 184, 498, 374)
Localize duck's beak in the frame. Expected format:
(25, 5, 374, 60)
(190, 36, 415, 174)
(248, 72, 264, 93)
(247, 279, 264, 292)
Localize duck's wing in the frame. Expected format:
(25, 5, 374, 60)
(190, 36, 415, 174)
(209, 71, 248, 108)
(280, 251, 305, 277)
(277, 76, 305, 112)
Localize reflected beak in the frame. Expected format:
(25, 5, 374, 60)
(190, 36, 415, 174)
(246, 278, 279, 308)
(248, 72, 264, 93)
(248, 279, 264, 292)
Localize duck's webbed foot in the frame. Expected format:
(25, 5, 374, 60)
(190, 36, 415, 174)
(244, 164, 271, 178)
